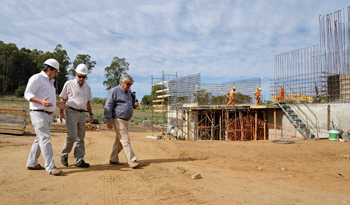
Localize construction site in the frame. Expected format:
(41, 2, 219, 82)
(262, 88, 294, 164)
(151, 6, 350, 141)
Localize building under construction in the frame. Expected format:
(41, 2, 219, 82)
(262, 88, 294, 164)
(151, 5, 350, 141)
(271, 6, 350, 103)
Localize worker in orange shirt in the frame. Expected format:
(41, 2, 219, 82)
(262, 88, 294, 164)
(225, 87, 236, 106)
(278, 86, 284, 102)
(255, 88, 262, 106)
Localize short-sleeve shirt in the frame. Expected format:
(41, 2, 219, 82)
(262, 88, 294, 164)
(60, 78, 92, 110)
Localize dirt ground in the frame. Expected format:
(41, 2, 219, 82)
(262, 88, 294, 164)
(1, 126, 350, 205)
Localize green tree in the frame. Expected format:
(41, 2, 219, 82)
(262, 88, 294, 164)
(211, 95, 226, 105)
(234, 92, 252, 104)
(69, 54, 96, 77)
(103, 57, 129, 90)
(53, 44, 70, 94)
(194, 89, 212, 105)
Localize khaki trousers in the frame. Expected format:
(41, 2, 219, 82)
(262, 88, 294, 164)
(110, 118, 137, 164)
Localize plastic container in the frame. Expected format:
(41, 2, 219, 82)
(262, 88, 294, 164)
(329, 129, 339, 141)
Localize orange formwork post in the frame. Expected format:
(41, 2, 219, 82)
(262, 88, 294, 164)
(274, 110, 277, 140)
(255, 111, 257, 140)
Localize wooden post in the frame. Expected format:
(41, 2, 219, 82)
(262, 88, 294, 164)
(263, 111, 266, 140)
(274, 110, 277, 140)
(211, 111, 214, 140)
(239, 111, 244, 140)
(219, 112, 222, 140)
(327, 105, 330, 131)
(255, 111, 258, 140)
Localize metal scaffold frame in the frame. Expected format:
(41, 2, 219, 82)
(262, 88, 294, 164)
(271, 5, 350, 103)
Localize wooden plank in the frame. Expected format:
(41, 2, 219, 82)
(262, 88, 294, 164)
(152, 104, 166, 108)
(154, 109, 167, 112)
(152, 99, 164, 103)
(157, 94, 171, 98)
(156, 88, 169, 93)
(156, 80, 169, 85)
(0, 108, 26, 135)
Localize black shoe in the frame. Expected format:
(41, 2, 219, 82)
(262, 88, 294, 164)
(109, 160, 123, 165)
(74, 160, 90, 168)
(61, 157, 68, 167)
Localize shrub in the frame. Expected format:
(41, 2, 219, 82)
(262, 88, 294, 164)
(15, 86, 26, 97)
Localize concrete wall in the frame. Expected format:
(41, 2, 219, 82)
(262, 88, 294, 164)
(297, 103, 350, 132)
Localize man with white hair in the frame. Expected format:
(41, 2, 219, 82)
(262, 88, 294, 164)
(104, 73, 140, 168)
(24, 58, 63, 176)
(59, 64, 94, 168)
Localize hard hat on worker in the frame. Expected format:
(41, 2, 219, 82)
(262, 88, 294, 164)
(259, 88, 262, 91)
(233, 87, 236, 90)
(75, 64, 89, 75)
(44, 58, 59, 72)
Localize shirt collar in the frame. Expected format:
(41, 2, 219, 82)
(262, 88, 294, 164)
(74, 77, 85, 86)
(40, 71, 55, 83)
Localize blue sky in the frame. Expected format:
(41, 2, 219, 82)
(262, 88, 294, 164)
(1, 0, 349, 102)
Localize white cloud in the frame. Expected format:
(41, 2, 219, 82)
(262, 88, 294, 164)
(1, 0, 350, 101)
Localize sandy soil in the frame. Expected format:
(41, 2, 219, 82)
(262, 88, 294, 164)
(1, 126, 350, 205)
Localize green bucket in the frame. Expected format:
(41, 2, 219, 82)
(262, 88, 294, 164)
(329, 129, 339, 141)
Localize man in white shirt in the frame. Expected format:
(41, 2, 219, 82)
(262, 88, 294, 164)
(24, 58, 63, 176)
(59, 64, 93, 168)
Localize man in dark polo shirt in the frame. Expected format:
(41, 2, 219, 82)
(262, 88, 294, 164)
(104, 73, 140, 168)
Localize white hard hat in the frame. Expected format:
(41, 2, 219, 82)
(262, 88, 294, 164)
(75, 64, 89, 75)
(44, 58, 59, 72)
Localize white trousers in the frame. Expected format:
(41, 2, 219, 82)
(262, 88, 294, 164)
(26, 111, 56, 174)
(110, 118, 137, 164)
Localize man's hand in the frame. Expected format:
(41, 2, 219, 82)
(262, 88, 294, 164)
(134, 102, 139, 109)
(107, 121, 114, 130)
(59, 112, 65, 123)
(89, 115, 94, 124)
(57, 101, 68, 110)
(42, 97, 53, 107)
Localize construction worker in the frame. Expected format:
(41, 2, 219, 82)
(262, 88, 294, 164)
(255, 88, 262, 106)
(24, 58, 63, 176)
(59, 64, 94, 168)
(226, 87, 236, 106)
(278, 86, 284, 102)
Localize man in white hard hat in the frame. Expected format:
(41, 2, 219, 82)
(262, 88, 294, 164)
(24, 58, 63, 176)
(104, 73, 140, 168)
(59, 64, 94, 168)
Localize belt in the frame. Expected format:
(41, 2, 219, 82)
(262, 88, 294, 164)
(30, 109, 53, 115)
(69, 107, 86, 112)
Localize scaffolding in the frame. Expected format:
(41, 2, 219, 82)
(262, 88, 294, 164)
(271, 5, 350, 103)
(151, 72, 266, 140)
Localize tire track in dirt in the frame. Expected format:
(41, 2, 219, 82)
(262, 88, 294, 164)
(102, 168, 119, 205)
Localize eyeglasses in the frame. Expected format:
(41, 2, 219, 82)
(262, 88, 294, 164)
(77, 75, 86, 79)
(125, 82, 132, 86)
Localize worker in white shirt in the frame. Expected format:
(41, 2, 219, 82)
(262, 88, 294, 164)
(59, 64, 93, 168)
(24, 58, 63, 176)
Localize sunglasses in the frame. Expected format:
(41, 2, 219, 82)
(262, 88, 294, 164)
(125, 82, 132, 86)
(77, 75, 86, 79)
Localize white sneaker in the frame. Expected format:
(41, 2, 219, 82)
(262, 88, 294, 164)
(50, 168, 63, 176)
(129, 161, 140, 169)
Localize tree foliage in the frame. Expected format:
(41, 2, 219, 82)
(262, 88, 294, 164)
(103, 57, 129, 90)
(141, 84, 167, 106)
(69, 54, 96, 77)
(194, 89, 212, 105)
(0, 42, 70, 95)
